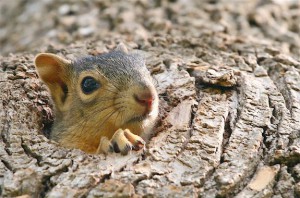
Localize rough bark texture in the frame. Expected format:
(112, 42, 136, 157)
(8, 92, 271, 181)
(1, 0, 300, 197)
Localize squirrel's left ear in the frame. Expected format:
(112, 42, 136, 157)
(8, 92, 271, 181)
(35, 53, 72, 110)
(115, 43, 128, 54)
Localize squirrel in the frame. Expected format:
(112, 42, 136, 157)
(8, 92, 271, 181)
(34, 43, 159, 155)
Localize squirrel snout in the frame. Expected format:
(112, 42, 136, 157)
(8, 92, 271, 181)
(134, 92, 155, 111)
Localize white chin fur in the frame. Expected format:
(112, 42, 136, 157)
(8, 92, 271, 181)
(140, 107, 158, 141)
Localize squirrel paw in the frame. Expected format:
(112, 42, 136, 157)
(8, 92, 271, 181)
(111, 129, 146, 155)
(97, 136, 114, 154)
(97, 129, 145, 155)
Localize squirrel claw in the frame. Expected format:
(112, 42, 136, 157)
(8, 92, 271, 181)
(111, 129, 133, 155)
(133, 140, 145, 151)
(123, 129, 145, 151)
(112, 141, 132, 155)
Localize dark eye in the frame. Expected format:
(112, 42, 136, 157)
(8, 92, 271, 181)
(81, 76, 100, 94)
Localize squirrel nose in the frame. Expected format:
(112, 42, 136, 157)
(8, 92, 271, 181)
(134, 92, 154, 109)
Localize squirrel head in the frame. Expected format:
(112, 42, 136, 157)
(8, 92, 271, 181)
(34, 44, 159, 152)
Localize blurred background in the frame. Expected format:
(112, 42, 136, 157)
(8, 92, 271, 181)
(0, 0, 299, 57)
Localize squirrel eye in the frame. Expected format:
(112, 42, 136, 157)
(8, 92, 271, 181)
(81, 76, 100, 94)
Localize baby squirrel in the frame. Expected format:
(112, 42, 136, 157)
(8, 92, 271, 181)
(34, 44, 159, 154)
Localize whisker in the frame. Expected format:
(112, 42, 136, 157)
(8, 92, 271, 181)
(92, 107, 123, 135)
(76, 109, 96, 139)
(77, 103, 125, 137)
(94, 97, 116, 102)
(78, 117, 88, 138)
(85, 102, 124, 121)
(95, 96, 119, 101)
(101, 87, 119, 95)
(92, 95, 128, 103)
(114, 107, 124, 127)
(74, 94, 130, 137)
(77, 104, 118, 128)
(107, 82, 121, 92)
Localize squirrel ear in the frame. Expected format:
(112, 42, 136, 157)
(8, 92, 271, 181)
(35, 53, 72, 109)
(115, 43, 128, 53)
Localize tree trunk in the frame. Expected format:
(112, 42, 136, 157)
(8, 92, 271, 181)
(1, 1, 300, 197)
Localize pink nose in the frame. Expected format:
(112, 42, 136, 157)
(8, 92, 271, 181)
(134, 93, 154, 109)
